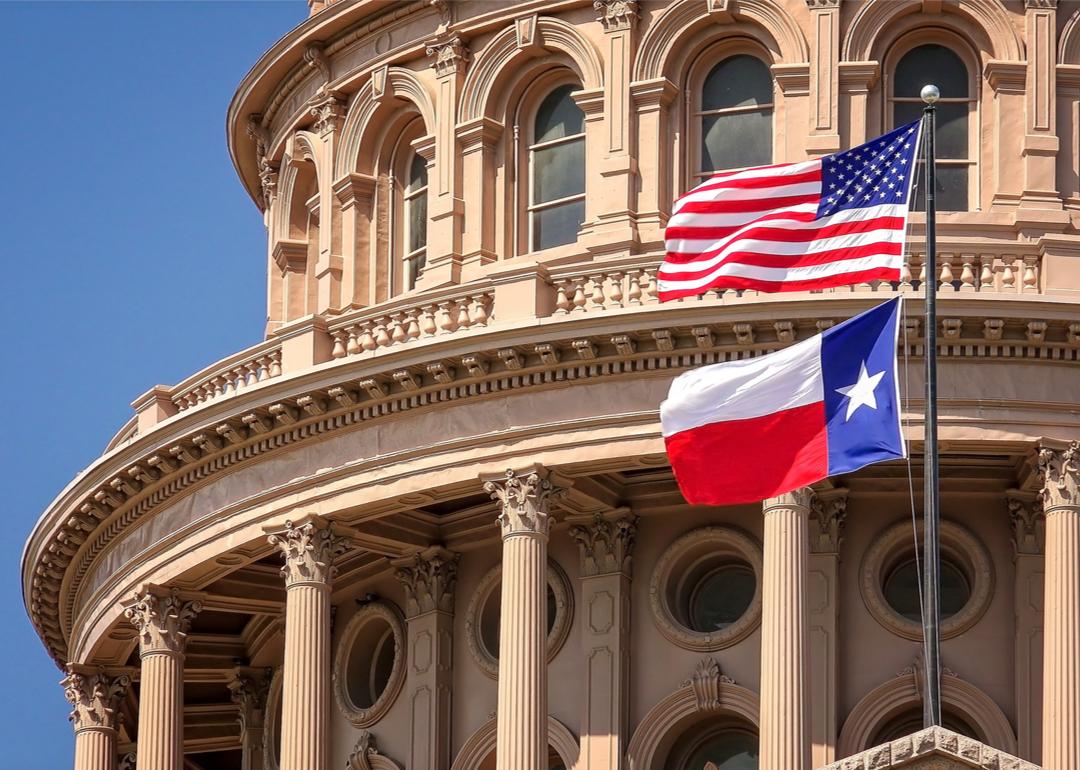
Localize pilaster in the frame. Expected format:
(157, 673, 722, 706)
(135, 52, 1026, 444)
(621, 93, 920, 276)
(630, 78, 678, 247)
(1008, 490, 1045, 763)
(456, 117, 502, 275)
(307, 90, 348, 313)
(1038, 442, 1080, 770)
(985, 61, 1027, 208)
(332, 172, 377, 308)
(392, 546, 460, 770)
(421, 35, 469, 287)
(483, 467, 569, 770)
(760, 488, 812, 770)
(1022, 0, 1061, 208)
(62, 666, 131, 770)
(808, 488, 846, 767)
(568, 510, 637, 770)
(838, 62, 879, 147)
(805, 0, 841, 155)
(266, 515, 354, 770)
(123, 587, 202, 770)
(228, 668, 272, 770)
(588, 1, 641, 255)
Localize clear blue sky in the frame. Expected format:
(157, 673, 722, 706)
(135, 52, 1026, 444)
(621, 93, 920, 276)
(0, 3, 304, 767)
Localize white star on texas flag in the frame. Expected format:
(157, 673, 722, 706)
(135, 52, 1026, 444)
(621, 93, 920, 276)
(835, 361, 886, 421)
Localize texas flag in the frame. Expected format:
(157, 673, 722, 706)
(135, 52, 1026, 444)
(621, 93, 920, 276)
(661, 297, 905, 505)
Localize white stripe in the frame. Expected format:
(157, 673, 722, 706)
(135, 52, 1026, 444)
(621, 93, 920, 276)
(658, 253, 902, 291)
(667, 201, 906, 242)
(668, 202, 819, 232)
(660, 335, 824, 436)
(673, 160, 821, 213)
(674, 180, 821, 208)
(660, 227, 903, 274)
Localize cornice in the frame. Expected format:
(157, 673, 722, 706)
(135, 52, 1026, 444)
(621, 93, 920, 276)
(24, 294, 1080, 665)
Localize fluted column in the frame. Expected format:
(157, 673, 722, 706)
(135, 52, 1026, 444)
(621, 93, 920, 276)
(1039, 442, 1080, 770)
(62, 666, 131, 770)
(760, 488, 812, 770)
(393, 547, 460, 770)
(568, 510, 637, 770)
(123, 587, 202, 770)
(483, 468, 568, 770)
(229, 668, 271, 770)
(266, 515, 352, 770)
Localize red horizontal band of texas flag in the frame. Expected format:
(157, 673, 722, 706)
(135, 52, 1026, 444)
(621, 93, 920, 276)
(659, 121, 923, 299)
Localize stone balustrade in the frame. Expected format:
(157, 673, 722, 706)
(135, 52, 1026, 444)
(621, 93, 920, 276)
(171, 344, 283, 412)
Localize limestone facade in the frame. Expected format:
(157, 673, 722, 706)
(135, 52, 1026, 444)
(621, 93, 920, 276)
(20, 1, 1080, 770)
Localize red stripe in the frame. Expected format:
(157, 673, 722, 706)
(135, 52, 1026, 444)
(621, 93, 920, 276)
(657, 266, 901, 299)
(665, 402, 829, 506)
(664, 216, 906, 259)
(687, 168, 822, 194)
(659, 242, 903, 280)
(665, 210, 819, 243)
(677, 193, 820, 215)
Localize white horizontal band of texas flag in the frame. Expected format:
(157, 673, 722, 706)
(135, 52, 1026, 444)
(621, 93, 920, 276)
(659, 121, 922, 299)
(660, 298, 905, 505)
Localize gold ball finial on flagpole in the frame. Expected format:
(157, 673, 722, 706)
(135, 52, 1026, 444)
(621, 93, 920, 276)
(921, 84, 940, 104)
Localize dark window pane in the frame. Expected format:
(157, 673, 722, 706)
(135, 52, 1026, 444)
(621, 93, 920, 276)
(688, 564, 756, 632)
(702, 110, 772, 172)
(407, 153, 427, 192)
(703, 55, 773, 111)
(883, 558, 970, 621)
(893, 102, 968, 159)
(533, 137, 585, 203)
(911, 164, 968, 211)
(685, 730, 759, 770)
(534, 84, 584, 144)
(533, 199, 585, 250)
(408, 192, 427, 252)
(895, 44, 968, 98)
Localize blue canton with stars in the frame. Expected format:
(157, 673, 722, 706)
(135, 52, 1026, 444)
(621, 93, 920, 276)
(817, 121, 922, 218)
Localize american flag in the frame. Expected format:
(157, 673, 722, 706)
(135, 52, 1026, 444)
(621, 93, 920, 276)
(659, 121, 923, 300)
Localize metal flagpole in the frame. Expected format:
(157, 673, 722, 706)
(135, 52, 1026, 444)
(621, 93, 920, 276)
(920, 83, 942, 728)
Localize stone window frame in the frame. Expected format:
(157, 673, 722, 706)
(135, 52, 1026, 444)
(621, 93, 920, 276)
(264, 667, 283, 770)
(386, 116, 430, 294)
(684, 37, 777, 188)
(882, 27, 982, 212)
(464, 559, 574, 679)
(858, 518, 994, 642)
(648, 526, 764, 652)
(332, 599, 407, 727)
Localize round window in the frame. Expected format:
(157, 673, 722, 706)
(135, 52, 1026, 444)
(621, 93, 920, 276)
(859, 520, 993, 641)
(882, 558, 970, 622)
(466, 561, 573, 679)
(650, 527, 763, 651)
(333, 601, 406, 726)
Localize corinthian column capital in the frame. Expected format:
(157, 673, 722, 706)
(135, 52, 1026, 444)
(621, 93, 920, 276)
(568, 511, 638, 577)
(393, 546, 460, 617)
(123, 586, 202, 654)
(809, 489, 848, 553)
(307, 91, 346, 137)
(593, 0, 639, 32)
(61, 666, 131, 732)
(1039, 442, 1080, 513)
(265, 515, 352, 587)
(763, 487, 814, 515)
(228, 668, 271, 732)
(484, 467, 569, 539)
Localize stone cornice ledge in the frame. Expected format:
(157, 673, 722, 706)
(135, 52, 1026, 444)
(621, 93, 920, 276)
(819, 726, 1039, 769)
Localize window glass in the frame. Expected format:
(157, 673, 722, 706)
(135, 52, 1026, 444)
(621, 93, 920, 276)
(530, 85, 586, 251)
(403, 152, 428, 288)
(883, 558, 970, 622)
(533, 200, 586, 252)
(699, 55, 773, 174)
(683, 729, 759, 770)
(894, 44, 968, 98)
(534, 139, 586, 203)
(534, 84, 584, 143)
(480, 582, 559, 657)
(688, 564, 757, 633)
(873, 708, 980, 745)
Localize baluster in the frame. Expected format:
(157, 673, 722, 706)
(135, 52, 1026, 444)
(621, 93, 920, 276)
(345, 326, 361, 356)
(405, 310, 421, 340)
(471, 294, 490, 326)
(938, 254, 954, 292)
(457, 297, 473, 329)
(1022, 256, 1039, 294)
(627, 270, 643, 306)
(608, 272, 624, 308)
(269, 351, 282, 378)
(1002, 256, 1017, 291)
(917, 254, 927, 292)
(959, 255, 976, 293)
(589, 274, 606, 310)
(389, 313, 408, 344)
(437, 302, 456, 334)
(420, 305, 438, 336)
(554, 281, 573, 314)
(898, 255, 913, 292)
(374, 322, 392, 348)
(360, 322, 378, 351)
(331, 329, 348, 359)
(644, 269, 659, 303)
(571, 277, 588, 313)
(978, 255, 994, 292)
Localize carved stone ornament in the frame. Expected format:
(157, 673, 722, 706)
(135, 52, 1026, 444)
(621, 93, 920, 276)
(308, 92, 346, 136)
(1025, 0, 1057, 9)
(806, 0, 841, 8)
(302, 42, 331, 86)
(810, 490, 848, 553)
(123, 587, 202, 654)
(258, 156, 279, 206)
(425, 35, 469, 77)
(267, 517, 350, 587)
(1037, 442, 1080, 512)
(246, 114, 270, 157)
(346, 730, 402, 770)
(228, 668, 271, 732)
(393, 547, 460, 617)
(485, 468, 568, 538)
(820, 726, 1040, 770)
(683, 657, 736, 711)
(1007, 492, 1045, 556)
(332, 601, 406, 726)
(119, 753, 136, 770)
(569, 512, 638, 577)
(594, 0, 639, 31)
(61, 667, 131, 731)
(429, 0, 451, 32)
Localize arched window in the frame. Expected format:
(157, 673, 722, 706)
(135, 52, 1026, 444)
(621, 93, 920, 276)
(891, 43, 974, 211)
(667, 719, 759, 770)
(403, 153, 428, 290)
(695, 55, 774, 180)
(872, 706, 981, 745)
(529, 84, 586, 251)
